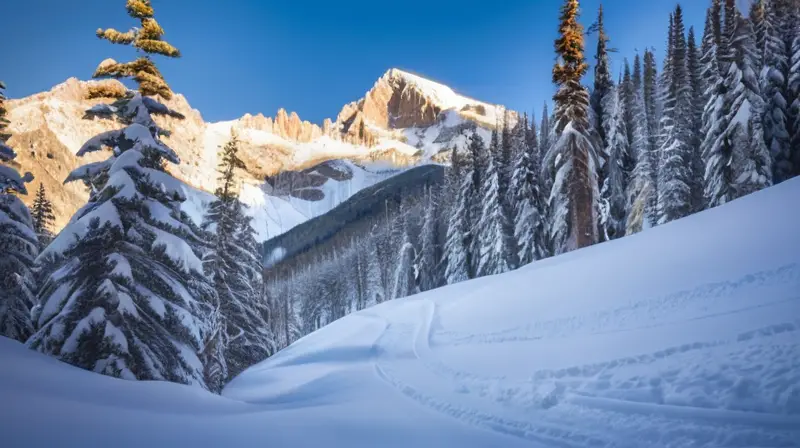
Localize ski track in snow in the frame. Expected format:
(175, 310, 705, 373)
(367, 263, 800, 447)
(433, 262, 800, 347)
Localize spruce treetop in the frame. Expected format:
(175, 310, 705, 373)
(554, 0, 589, 88)
(94, 0, 181, 99)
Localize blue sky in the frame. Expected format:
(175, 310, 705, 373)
(4, 0, 710, 124)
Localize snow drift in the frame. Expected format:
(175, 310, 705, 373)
(2, 179, 800, 447)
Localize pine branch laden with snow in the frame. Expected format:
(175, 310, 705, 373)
(703, 6, 773, 209)
(416, 189, 443, 292)
(203, 196, 275, 381)
(760, 0, 794, 183)
(476, 134, 518, 277)
(443, 170, 472, 285)
(510, 119, 546, 265)
(0, 138, 38, 342)
(28, 94, 217, 390)
(625, 56, 656, 235)
(544, 119, 600, 255)
(600, 85, 630, 241)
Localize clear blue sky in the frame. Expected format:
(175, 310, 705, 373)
(4, 0, 711, 124)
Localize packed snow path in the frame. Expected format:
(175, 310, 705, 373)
(3, 180, 800, 447)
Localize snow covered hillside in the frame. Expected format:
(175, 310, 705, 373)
(3, 179, 799, 447)
(179, 159, 397, 241)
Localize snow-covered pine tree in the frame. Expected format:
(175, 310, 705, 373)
(202, 131, 274, 384)
(31, 183, 56, 249)
(539, 103, 552, 162)
(416, 187, 443, 292)
(687, 27, 707, 213)
(643, 48, 661, 178)
(730, 2, 773, 197)
(701, 3, 732, 206)
(657, 6, 695, 225)
(626, 54, 656, 235)
(620, 61, 636, 168)
(466, 132, 486, 278)
(525, 112, 540, 163)
(589, 4, 614, 159)
(364, 236, 385, 306)
(0, 109, 38, 342)
(499, 111, 514, 201)
(391, 212, 416, 300)
(510, 114, 546, 265)
(28, 2, 218, 390)
(600, 84, 630, 241)
(761, 0, 796, 182)
(545, 0, 601, 254)
(443, 147, 471, 284)
(539, 103, 557, 197)
(477, 128, 517, 276)
(705, 0, 772, 207)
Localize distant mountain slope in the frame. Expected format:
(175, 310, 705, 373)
(5, 69, 511, 238)
(262, 163, 445, 264)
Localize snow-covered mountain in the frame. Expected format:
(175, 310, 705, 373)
(2, 176, 798, 447)
(5, 69, 509, 239)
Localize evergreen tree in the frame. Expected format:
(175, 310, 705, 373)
(687, 26, 707, 212)
(539, 103, 552, 161)
(701, 3, 732, 206)
(600, 85, 629, 240)
(364, 237, 384, 306)
(31, 183, 56, 249)
(626, 54, 656, 234)
(443, 147, 471, 284)
(0, 119, 38, 342)
(657, 6, 695, 224)
(466, 133, 486, 277)
(93, 0, 180, 99)
(545, 0, 600, 254)
(762, 0, 797, 182)
(704, 0, 772, 207)
(620, 60, 636, 164)
(416, 187, 443, 292)
(28, 2, 218, 390)
(589, 4, 614, 157)
(477, 129, 517, 276)
(510, 117, 546, 264)
(642, 48, 660, 223)
(202, 132, 274, 385)
(391, 214, 416, 299)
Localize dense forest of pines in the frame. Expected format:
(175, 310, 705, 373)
(1, 0, 799, 393)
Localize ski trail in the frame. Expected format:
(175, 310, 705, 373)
(370, 267, 800, 447)
(372, 300, 627, 447)
(434, 263, 800, 347)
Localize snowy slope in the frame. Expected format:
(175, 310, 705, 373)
(178, 159, 396, 241)
(3, 180, 800, 447)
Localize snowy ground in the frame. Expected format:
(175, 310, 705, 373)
(3, 179, 800, 447)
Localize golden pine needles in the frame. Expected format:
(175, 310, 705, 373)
(93, 0, 180, 99)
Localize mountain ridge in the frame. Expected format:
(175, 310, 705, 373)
(5, 68, 514, 235)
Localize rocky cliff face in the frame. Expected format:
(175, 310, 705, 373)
(5, 69, 513, 234)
